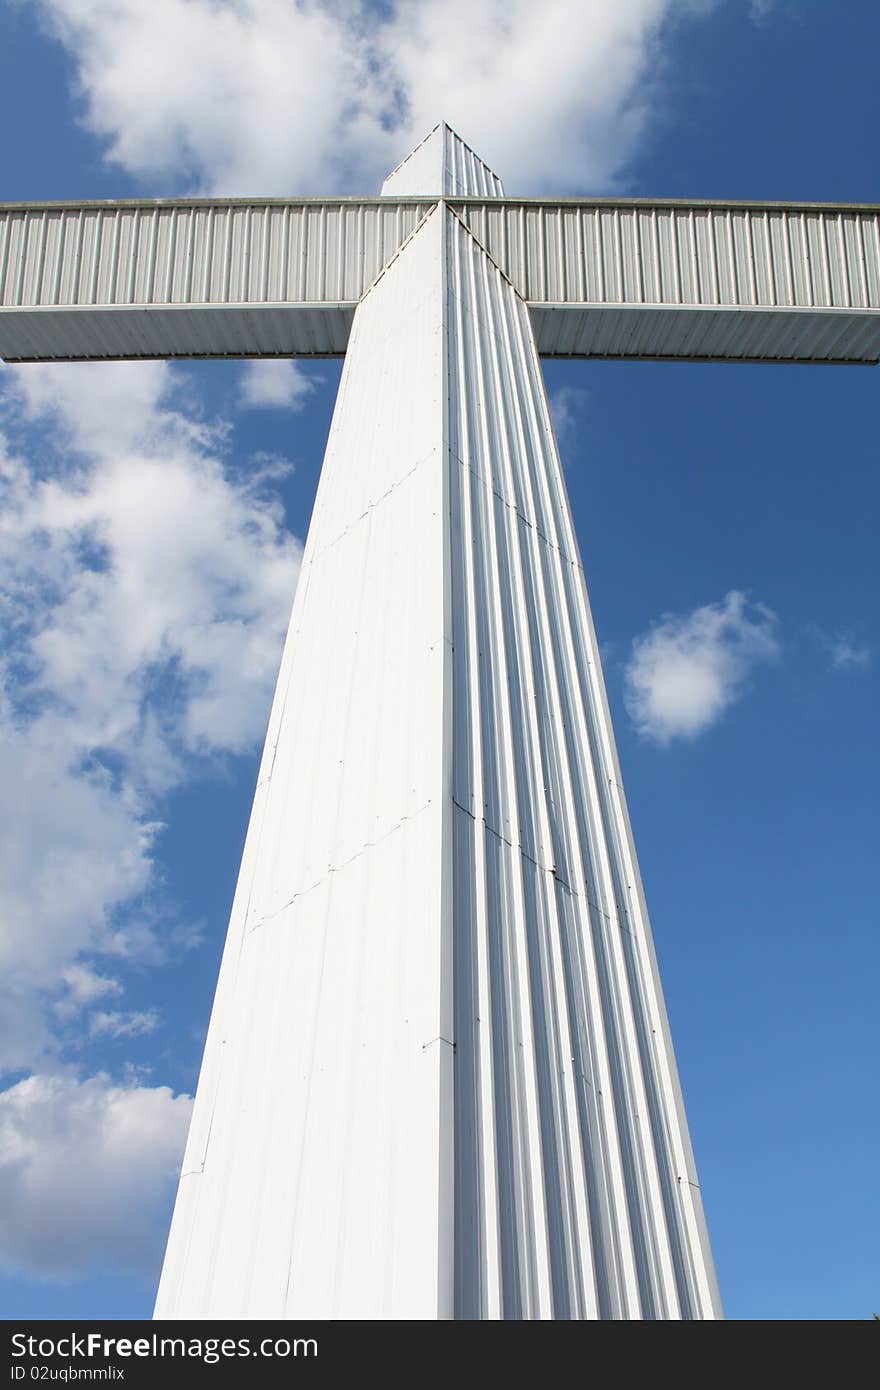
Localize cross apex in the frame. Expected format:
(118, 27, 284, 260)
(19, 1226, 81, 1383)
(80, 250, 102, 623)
(381, 121, 505, 199)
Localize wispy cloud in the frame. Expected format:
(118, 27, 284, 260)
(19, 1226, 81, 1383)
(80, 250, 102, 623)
(239, 360, 317, 411)
(53, 965, 123, 1024)
(60, 965, 123, 1007)
(823, 631, 872, 672)
(749, 0, 776, 25)
(88, 1009, 160, 1040)
(624, 590, 779, 744)
(549, 385, 589, 454)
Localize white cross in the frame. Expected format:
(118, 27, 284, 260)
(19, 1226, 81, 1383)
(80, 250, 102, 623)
(2, 123, 877, 1320)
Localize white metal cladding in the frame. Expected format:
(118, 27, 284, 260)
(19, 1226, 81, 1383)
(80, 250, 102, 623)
(2, 195, 878, 363)
(528, 303, 880, 363)
(382, 122, 505, 199)
(458, 198, 880, 363)
(155, 207, 453, 1320)
(0, 303, 356, 360)
(445, 207, 719, 1319)
(454, 201, 880, 311)
(9, 195, 875, 315)
(442, 124, 505, 198)
(156, 200, 721, 1320)
(0, 199, 428, 307)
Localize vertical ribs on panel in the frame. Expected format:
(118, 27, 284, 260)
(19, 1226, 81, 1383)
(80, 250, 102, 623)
(0, 200, 433, 315)
(444, 207, 721, 1319)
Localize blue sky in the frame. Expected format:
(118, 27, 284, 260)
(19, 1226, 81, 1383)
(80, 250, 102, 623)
(0, 0, 876, 1321)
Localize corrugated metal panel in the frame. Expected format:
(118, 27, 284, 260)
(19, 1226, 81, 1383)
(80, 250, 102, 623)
(442, 123, 504, 198)
(2, 195, 877, 363)
(528, 303, 880, 363)
(445, 207, 719, 1320)
(453, 201, 880, 312)
(0, 200, 429, 308)
(381, 122, 504, 199)
(0, 303, 356, 360)
(157, 202, 721, 1320)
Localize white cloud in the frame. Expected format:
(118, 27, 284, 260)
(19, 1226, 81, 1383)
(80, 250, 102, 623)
(749, 0, 775, 24)
(239, 360, 316, 411)
(381, 0, 705, 193)
(2, 362, 300, 761)
(54, 965, 124, 1025)
(549, 385, 589, 453)
(624, 590, 779, 743)
(0, 721, 158, 1072)
(89, 1009, 160, 1039)
(0, 360, 301, 1075)
(60, 965, 123, 1008)
(32, 0, 718, 194)
(825, 632, 871, 672)
(0, 1072, 190, 1278)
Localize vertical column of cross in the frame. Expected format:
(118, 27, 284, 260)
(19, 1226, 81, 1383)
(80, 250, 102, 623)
(155, 124, 720, 1322)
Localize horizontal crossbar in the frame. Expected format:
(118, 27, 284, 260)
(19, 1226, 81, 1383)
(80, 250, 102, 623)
(1, 197, 878, 363)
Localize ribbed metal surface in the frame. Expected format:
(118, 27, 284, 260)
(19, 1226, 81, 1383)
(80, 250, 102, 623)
(0, 303, 355, 360)
(0, 199, 428, 308)
(157, 201, 720, 1320)
(455, 201, 880, 311)
(445, 207, 718, 1319)
(382, 122, 504, 199)
(2, 194, 877, 363)
(442, 124, 504, 198)
(529, 303, 880, 363)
